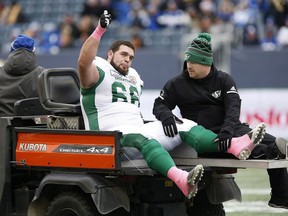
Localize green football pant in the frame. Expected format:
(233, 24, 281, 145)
(120, 134, 175, 176)
(179, 125, 219, 153)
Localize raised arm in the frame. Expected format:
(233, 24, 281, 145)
(77, 10, 111, 88)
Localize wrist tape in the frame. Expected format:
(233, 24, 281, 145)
(92, 25, 106, 41)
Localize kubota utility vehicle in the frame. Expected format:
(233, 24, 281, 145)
(1, 68, 287, 216)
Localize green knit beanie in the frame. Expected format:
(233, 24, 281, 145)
(184, 32, 213, 66)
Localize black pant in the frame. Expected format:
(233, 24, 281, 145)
(234, 123, 288, 196)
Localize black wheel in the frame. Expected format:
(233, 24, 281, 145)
(46, 191, 98, 216)
(186, 190, 225, 216)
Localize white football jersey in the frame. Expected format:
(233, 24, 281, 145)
(80, 57, 145, 132)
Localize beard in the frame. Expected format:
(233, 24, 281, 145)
(110, 58, 128, 75)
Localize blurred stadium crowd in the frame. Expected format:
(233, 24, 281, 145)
(0, 0, 288, 54)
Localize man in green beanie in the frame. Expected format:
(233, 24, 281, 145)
(153, 32, 288, 210)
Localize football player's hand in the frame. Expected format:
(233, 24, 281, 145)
(162, 115, 183, 137)
(217, 131, 233, 152)
(99, 10, 111, 28)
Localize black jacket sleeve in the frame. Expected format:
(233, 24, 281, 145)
(153, 80, 177, 121)
(220, 73, 242, 136)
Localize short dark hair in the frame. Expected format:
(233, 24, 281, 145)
(109, 40, 135, 53)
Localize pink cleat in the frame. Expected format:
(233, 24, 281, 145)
(227, 123, 266, 160)
(167, 165, 204, 199)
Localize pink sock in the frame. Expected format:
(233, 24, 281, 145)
(228, 135, 253, 157)
(91, 25, 106, 41)
(167, 166, 190, 197)
(228, 137, 239, 154)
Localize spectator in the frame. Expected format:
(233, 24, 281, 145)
(131, 33, 145, 49)
(0, 2, 5, 18)
(264, 0, 288, 29)
(0, 34, 45, 116)
(81, 0, 103, 19)
(276, 16, 288, 47)
(197, 14, 214, 33)
(78, 15, 96, 44)
(243, 23, 260, 45)
(198, 0, 216, 17)
(58, 14, 80, 48)
(23, 21, 41, 40)
(113, 0, 133, 27)
(157, 0, 191, 28)
(232, 0, 254, 28)
(261, 16, 278, 51)
(145, 0, 162, 30)
(81, 0, 115, 21)
(128, 1, 150, 29)
(100, 0, 115, 18)
(0, 1, 26, 25)
(39, 22, 60, 55)
(216, 0, 235, 23)
(80, 0, 114, 44)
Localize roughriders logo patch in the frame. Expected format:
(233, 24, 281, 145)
(128, 75, 137, 84)
(212, 90, 221, 98)
(184, 53, 190, 61)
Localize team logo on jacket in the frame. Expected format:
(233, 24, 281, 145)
(212, 90, 221, 98)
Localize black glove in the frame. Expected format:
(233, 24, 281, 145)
(99, 10, 111, 28)
(162, 115, 183, 137)
(217, 131, 233, 152)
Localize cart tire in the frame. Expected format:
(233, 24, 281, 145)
(46, 191, 98, 216)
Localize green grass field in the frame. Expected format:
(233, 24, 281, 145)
(224, 169, 288, 216)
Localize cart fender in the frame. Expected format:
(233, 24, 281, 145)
(206, 173, 242, 204)
(31, 173, 130, 214)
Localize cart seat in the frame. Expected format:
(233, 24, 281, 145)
(38, 67, 81, 115)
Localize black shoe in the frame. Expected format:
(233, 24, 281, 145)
(275, 137, 287, 159)
(268, 194, 288, 210)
